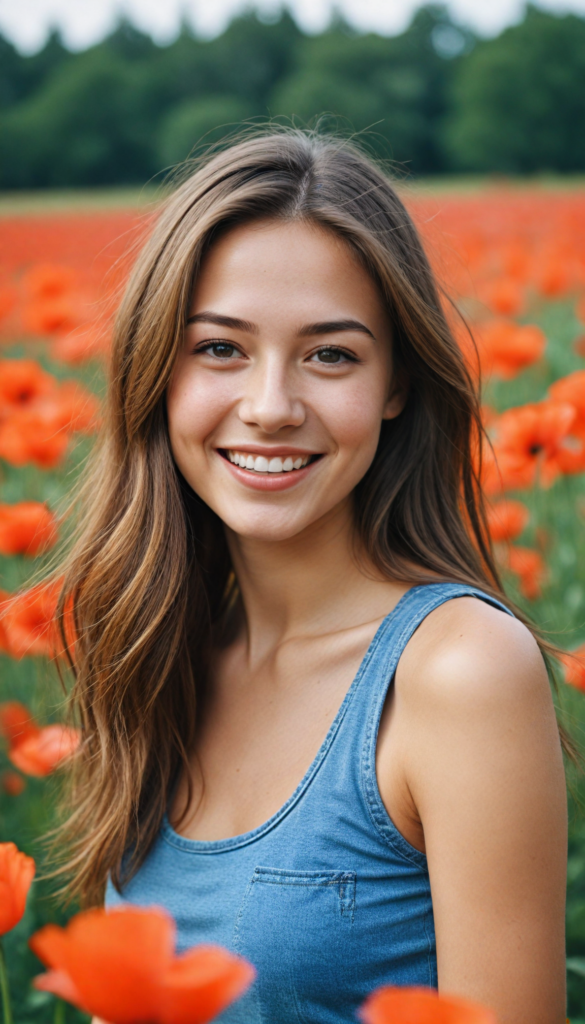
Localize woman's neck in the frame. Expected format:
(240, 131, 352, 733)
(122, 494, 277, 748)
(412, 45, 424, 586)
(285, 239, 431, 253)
(225, 499, 405, 666)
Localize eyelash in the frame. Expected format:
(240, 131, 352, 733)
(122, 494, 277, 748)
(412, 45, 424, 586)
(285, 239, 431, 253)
(309, 346, 359, 364)
(195, 340, 240, 358)
(194, 341, 359, 364)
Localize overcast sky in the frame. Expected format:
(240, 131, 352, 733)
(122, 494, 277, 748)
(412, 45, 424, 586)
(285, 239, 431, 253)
(1, 0, 585, 53)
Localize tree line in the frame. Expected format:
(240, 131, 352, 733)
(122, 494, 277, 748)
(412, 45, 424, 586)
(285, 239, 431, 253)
(0, 2, 584, 189)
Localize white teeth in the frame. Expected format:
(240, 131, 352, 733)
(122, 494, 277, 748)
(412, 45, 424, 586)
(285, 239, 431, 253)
(226, 451, 312, 473)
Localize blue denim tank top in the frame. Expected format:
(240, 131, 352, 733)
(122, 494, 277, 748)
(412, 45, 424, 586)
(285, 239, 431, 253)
(106, 583, 512, 1023)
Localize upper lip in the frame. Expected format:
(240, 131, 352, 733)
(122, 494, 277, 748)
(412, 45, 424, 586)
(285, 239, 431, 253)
(218, 445, 321, 457)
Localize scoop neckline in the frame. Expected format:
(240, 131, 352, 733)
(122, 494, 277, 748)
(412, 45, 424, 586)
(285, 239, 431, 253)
(161, 584, 421, 855)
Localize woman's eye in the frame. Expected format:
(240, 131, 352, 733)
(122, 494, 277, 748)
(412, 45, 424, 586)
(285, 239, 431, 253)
(200, 342, 239, 359)
(310, 347, 354, 364)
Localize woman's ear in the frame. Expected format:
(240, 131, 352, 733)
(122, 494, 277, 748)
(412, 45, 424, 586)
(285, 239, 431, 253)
(382, 379, 408, 421)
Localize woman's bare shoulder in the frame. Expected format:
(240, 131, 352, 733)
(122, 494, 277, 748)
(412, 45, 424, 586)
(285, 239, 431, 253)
(395, 594, 551, 717)
(388, 594, 567, 1024)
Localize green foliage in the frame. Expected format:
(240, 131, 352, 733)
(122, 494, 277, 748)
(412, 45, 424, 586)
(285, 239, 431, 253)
(0, 48, 154, 187)
(157, 96, 252, 167)
(3, 4, 585, 186)
(445, 5, 585, 172)
(0, 5, 463, 187)
(274, 6, 465, 169)
(0, 30, 72, 111)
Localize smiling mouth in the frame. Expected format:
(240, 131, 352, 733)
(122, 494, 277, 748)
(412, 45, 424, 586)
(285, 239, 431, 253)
(220, 450, 322, 474)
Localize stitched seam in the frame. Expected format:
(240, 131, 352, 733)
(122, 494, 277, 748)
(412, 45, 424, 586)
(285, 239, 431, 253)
(361, 585, 511, 866)
(253, 877, 344, 886)
(253, 868, 354, 883)
(291, 976, 311, 1024)
(232, 872, 257, 954)
(423, 903, 437, 989)
(361, 591, 444, 866)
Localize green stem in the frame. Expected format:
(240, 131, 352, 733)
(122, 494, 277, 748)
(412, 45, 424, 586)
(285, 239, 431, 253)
(54, 998, 65, 1024)
(0, 939, 13, 1024)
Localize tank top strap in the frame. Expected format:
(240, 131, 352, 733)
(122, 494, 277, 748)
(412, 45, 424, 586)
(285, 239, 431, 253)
(361, 581, 513, 704)
(348, 581, 514, 861)
(356, 581, 514, 731)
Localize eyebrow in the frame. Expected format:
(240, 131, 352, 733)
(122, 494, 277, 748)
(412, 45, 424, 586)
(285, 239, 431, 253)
(298, 319, 375, 340)
(186, 312, 258, 333)
(186, 312, 375, 340)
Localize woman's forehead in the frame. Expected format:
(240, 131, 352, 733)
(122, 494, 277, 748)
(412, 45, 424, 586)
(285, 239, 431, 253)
(190, 219, 389, 333)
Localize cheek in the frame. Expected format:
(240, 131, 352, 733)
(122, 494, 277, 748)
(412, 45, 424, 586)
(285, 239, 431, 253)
(166, 369, 233, 452)
(313, 375, 388, 458)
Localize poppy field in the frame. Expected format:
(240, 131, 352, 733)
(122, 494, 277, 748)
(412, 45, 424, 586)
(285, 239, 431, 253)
(1, 184, 585, 1023)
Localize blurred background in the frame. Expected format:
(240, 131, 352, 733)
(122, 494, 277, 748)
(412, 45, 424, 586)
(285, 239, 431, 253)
(3, 2, 585, 1023)
(1, 0, 585, 187)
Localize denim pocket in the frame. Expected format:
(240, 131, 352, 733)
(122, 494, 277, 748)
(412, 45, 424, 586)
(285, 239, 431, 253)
(250, 866, 355, 917)
(232, 867, 357, 1024)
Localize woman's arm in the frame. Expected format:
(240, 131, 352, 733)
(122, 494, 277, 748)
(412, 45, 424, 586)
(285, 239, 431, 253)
(390, 597, 567, 1024)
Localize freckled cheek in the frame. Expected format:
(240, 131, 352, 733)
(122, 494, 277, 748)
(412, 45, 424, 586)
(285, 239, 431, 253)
(167, 373, 236, 453)
(313, 379, 388, 460)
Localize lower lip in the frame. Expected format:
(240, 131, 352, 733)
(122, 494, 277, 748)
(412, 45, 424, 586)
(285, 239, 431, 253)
(219, 455, 320, 491)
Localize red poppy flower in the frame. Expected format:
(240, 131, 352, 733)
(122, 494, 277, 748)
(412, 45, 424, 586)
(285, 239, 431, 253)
(0, 360, 99, 468)
(486, 499, 529, 542)
(535, 252, 571, 298)
(2, 770, 26, 796)
(39, 382, 100, 435)
(492, 401, 577, 489)
(0, 359, 56, 420)
(8, 724, 80, 777)
(0, 283, 17, 324)
(0, 590, 10, 653)
(550, 370, 585, 417)
(31, 906, 255, 1024)
(560, 644, 585, 692)
(2, 581, 61, 658)
(22, 264, 77, 301)
(359, 985, 497, 1023)
(479, 278, 524, 317)
(0, 701, 39, 746)
(23, 296, 79, 337)
(475, 320, 545, 380)
(51, 324, 111, 365)
(549, 370, 585, 450)
(0, 841, 35, 935)
(0, 502, 58, 557)
(0, 699, 78, 776)
(0, 407, 70, 468)
(504, 546, 546, 600)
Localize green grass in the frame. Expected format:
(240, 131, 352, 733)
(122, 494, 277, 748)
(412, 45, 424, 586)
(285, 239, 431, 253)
(2, 175, 585, 215)
(0, 186, 164, 215)
(1, 301, 585, 1018)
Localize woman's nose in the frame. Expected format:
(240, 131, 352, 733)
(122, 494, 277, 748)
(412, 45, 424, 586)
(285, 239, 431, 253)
(238, 359, 305, 433)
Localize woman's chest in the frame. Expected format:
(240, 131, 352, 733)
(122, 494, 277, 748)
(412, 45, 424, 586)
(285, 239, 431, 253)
(110, 817, 436, 1024)
(173, 636, 372, 841)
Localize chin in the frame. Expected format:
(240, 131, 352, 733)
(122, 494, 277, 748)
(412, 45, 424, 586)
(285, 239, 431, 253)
(221, 508, 320, 543)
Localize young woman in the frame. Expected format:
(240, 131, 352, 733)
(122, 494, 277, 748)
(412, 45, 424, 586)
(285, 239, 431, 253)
(58, 131, 567, 1024)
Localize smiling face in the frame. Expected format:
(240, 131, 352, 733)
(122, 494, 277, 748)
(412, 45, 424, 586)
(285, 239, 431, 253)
(167, 219, 405, 542)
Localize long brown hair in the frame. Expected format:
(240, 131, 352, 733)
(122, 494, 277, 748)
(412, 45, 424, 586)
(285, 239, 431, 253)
(54, 128, 565, 905)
